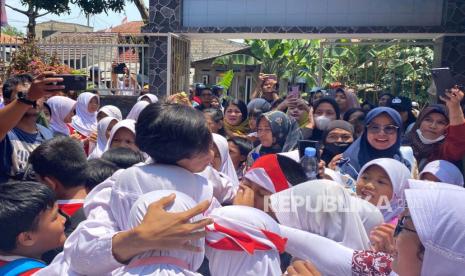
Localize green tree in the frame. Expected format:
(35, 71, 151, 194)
(1, 25, 24, 37)
(6, 0, 126, 39)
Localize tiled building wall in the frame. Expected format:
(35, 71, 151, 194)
(144, 0, 465, 96)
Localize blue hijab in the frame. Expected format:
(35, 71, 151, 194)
(342, 107, 407, 177)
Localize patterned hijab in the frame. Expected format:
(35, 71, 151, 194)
(258, 111, 302, 154)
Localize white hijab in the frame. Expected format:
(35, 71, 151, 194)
(88, 117, 119, 159)
(98, 105, 123, 121)
(420, 160, 464, 186)
(269, 179, 383, 250)
(71, 92, 98, 136)
(405, 186, 465, 275)
(46, 96, 76, 135)
(103, 119, 136, 152)
(212, 133, 239, 186)
(358, 158, 411, 222)
(138, 94, 159, 103)
(127, 101, 149, 121)
(113, 190, 203, 276)
(206, 205, 285, 276)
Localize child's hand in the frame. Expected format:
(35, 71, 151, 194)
(328, 154, 343, 170)
(369, 223, 396, 254)
(89, 131, 98, 143)
(285, 260, 321, 276)
(70, 131, 81, 141)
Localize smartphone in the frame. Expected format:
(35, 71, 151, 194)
(113, 63, 127, 74)
(431, 67, 456, 99)
(289, 86, 300, 97)
(298, 140, 320, 161)
(55, 74, 87, 91)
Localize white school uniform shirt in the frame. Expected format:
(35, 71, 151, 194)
(62, 162, 215, 276)
(112, 190, 203, 276)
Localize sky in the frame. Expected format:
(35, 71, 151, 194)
(4, 0, 147, 33)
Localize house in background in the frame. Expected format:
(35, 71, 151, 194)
(191, 46, 261, 102)
(35, 21, 93, 39)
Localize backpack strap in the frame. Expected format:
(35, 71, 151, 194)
(0, 258, 46, 276)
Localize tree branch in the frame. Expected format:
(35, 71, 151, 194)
(5, 4, 28, 15)
(37, 11, 52, 18)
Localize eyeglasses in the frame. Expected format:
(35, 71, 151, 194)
(394, 215, 417, 237)
(367, 124, 399, 135)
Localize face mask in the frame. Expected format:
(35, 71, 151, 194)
(416, 129, 445, 145)
(314, 116, 332, 130)
(324, 142, 351, 156)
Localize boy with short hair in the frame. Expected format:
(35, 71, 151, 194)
(0, 181, 66, 275)
(29, 136, 88, 217)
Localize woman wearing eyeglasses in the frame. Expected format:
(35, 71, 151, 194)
(339, 107, 414, 180)
(403, 87, 465, 171)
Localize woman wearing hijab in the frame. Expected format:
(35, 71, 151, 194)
(419, 159, 464, 186)
(70, 92, 99, 154)
(286, 97, 313, 139)
(247, 99, 272, 144)
(356, 158, 411, 223)
(137, 94, 159, 104)
(114, 190, 204, 276)
(403, 87, 465, 170)
(320, 120, 355, 166)
(247, 111, 302, 167)
(310, 97, 340, 141)
(46, 96, 76, 136)
(223, 99, 249, 138)
(335, 88, 360, 118)
(340, 107, 412, 179)
(104, 119, 138, 153)
(126, 101, 149, 121)
(97, 105, 123, 121)
(206, 205, 286, 276)
(212, 133, 239, 186)
(88, 116, 119, 160)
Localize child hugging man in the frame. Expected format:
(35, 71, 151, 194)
(0, 181, 66, 275)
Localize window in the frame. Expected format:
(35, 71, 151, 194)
(245, 75, 252, 102)
(202, 74, 209, 85)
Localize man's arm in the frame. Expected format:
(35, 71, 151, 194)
(0, 72, 64, 140)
